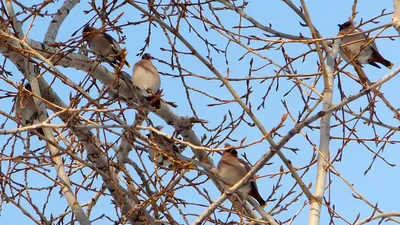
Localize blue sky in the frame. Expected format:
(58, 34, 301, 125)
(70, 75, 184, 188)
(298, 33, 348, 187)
(1, 0, 400, 224)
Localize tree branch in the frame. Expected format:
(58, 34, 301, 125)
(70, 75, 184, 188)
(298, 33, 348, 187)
(393, 0, 400, 34)
(44, 0, 80, 44)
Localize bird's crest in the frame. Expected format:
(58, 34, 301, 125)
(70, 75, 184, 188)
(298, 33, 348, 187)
(338, 21, 353, 31)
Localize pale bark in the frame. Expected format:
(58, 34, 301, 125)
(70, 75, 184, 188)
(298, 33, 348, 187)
(355, 212, 400, 225)
(0, 14, 156, 224)
(2, 1, 398, 224)
(296, 1, 336, 224)
(44, 0, 81, 44)
(393, 0, 400, 35)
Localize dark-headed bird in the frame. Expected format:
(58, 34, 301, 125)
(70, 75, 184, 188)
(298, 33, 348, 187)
(82, 25, 130, 69)
(337, 21, 393, 69)
(217, 144, 266, 206)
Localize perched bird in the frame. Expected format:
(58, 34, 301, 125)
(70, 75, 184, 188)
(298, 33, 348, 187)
(146, 125, 182, 169)
(337, 21, 393, 69)
(131, 53, 162, 112)
(82, 25, 130, 69)
(14, 83, 45, 137)
(217, 144, 266, 206)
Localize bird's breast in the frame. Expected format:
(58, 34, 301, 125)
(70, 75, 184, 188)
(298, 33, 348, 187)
(218, 162, 246, 183)
(132, 66, 161, 95)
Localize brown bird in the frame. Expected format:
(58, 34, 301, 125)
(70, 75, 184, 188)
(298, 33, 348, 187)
(14, 83, 45, 137)
(82, 25, 130, 69)
(131, 53, 162, 112)
(217, 144, 266, 206)
(146, 125, 181, 169)
(337, 21, 393, 69)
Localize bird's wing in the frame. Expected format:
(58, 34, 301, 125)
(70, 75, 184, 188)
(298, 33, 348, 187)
(355, 28, 380, 53)
(238, 158, 252, 173)
(370, 40, 380, 53)
(250, 179, 259, 191)
(102, 32, 122, 54)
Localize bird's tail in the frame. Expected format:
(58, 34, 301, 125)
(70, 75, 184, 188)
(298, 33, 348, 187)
(153, 99, 161, 112)
(115, 57, 130, 69)
(29, 128, 45, 140)
(382, 59, 393, 69)
(249, 182, 266, 206)
(37, 128, 44, 136)
(145, 95, 161, 113)
(371, 51, 393, 69)
(116, 49, 131, 68)
(145, 90, 178, 113)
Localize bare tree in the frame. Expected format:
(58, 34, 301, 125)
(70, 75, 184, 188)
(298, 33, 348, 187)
(1, 1, 400, 225)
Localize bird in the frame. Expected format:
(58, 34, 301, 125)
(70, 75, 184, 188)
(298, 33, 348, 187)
(131, 53, 162, 112)
(337, 21, 393, 69)
(82, 25, 130, 69)
(217, 144, 266, 206)
(146, 125, 182, 169)
(14, 83, 45, 137)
